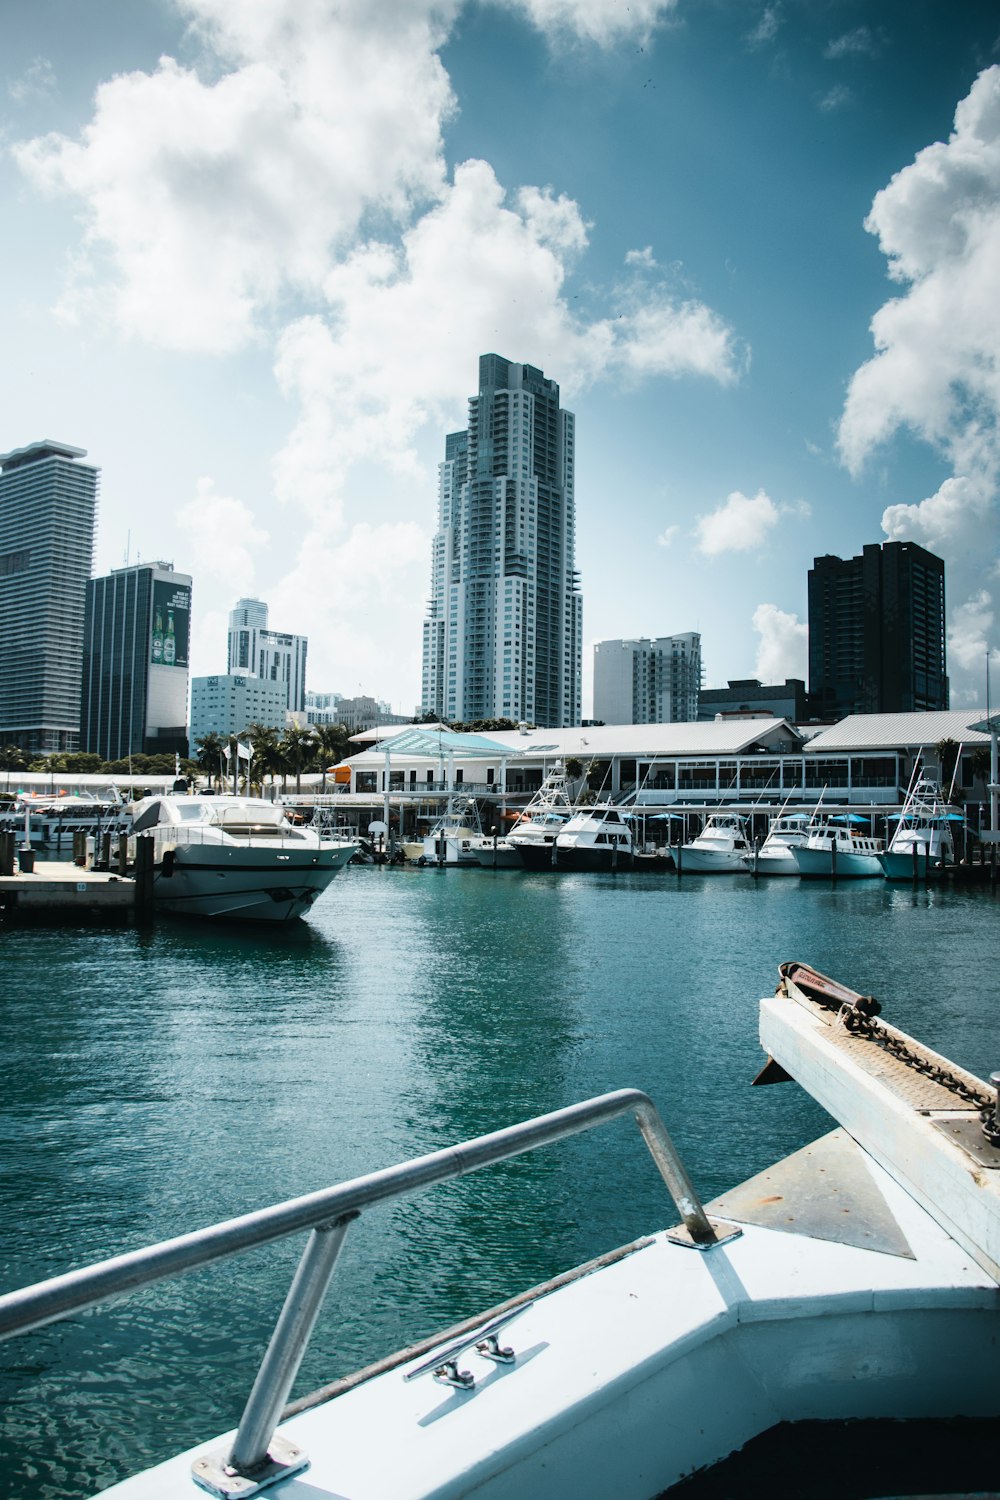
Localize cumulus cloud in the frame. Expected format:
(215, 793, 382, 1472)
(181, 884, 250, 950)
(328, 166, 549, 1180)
(839, 66, 1000, 481)
(752, 603, 807, 682)
(881, 475, 991, 552)
(948, 590, 995, 673)
(177, 478, 269, 595)
(272, 159, 744, 514)
(695, 489, 779, 555)
(496, 0, 677, 46)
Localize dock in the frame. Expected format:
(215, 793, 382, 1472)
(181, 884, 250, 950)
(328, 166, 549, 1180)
(0, 861, 141, 923)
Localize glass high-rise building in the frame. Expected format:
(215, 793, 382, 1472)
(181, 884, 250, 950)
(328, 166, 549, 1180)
(808, 541, 948, 720)
(81, 562, 192, 761)
(421, 354, 582, 727)
(0, 440, 99, 755)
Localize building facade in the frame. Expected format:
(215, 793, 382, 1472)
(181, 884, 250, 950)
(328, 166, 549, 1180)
(81, 562, 191, 761)
(593, 635, 702, 725)
(421, 354, 582, 727)
(0, 440, 98, 755)
(698, 677, 809, 722)
(190, 673, 286, 746)
(808, 542, 948, 721)
(227, 598, 307, 713)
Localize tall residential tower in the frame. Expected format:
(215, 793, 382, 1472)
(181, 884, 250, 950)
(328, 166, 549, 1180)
(593, 635, 702, 725)
(808, 541, 948, 720)
(421, 354, 582, 727)
(0, 440, 98, 755)
(227, 598, 307, 714)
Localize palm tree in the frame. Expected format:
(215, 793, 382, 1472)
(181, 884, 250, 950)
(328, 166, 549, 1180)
(280, 724, 316, 795)
(244, 723, 283, 793)
(0, 744, 28, 772)
(195, 731, 225, 788)
(312, 723, 352, 790)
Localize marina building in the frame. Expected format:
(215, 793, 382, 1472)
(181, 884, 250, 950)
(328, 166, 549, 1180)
(81, 561, 192, 761)
(0, 440, 98, 755)
(190, 673, 286, 745)
(421, 353, 582, 728)
(808, 541, 947, 720)
(594, 634, 701, 725)
(227, 598, 307, 714)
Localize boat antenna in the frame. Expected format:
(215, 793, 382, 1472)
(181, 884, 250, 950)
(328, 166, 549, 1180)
(947, 741, 963, 804)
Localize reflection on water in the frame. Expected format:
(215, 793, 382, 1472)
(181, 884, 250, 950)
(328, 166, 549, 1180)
(0, 868, 997, 1498)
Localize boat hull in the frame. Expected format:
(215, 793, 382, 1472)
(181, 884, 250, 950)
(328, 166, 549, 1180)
(152, 842, 355, 921)
(678, 846, 747, 873)
(793, 846, 883, 879)
(746, 848, 800, 876)
(879, 850, 948, 881)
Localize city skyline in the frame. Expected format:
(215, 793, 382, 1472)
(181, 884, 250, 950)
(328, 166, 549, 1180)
(2, 2, 999, 715)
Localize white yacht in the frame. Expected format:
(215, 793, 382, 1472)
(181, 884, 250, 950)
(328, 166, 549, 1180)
(676, 811, 750, 872)
(406, 797, 483, 866)
(743, 810, 810, 875)
(502, 763, 575, 869)
(879, 773, 957, 881)
(743, 810, 815, 876)
(0, 792, 129, 848)
(792, 816, 884, 878)
(4, 961, 998, 1500)
(518, 803, 635, 871)
(128, 795, 357, 921)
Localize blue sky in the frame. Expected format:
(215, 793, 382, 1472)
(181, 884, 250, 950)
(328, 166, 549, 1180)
(2, 0, 999, 716)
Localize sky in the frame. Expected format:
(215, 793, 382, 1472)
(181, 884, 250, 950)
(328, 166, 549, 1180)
(2, 0, 1000, 718)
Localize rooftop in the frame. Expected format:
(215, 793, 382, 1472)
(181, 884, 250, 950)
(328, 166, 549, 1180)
(0, 440, 89, 471)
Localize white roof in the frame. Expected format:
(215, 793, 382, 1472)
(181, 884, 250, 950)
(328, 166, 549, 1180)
(803, 710, 990, 753)
(352, 718, 801, 761)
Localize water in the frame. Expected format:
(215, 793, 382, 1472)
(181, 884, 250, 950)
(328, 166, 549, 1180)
(0, 869, 997, 1498)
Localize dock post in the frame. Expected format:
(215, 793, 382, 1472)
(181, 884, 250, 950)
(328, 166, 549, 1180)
(101, 832, 113, 870)
(134, 836, 155, 923)
(117, 835, 129, 876)
(0, 831, 14, 877)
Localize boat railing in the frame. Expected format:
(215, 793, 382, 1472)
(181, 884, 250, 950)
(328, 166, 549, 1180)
(0, 1089, 730, 1498)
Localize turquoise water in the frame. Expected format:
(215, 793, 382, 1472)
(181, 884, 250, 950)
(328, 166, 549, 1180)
(1, 868, 997, 1498)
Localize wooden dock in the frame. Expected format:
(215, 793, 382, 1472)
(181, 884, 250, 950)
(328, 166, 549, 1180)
(0, 861, 139, 922)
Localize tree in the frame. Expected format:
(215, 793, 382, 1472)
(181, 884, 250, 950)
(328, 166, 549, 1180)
(244, 723, 282, 791)
(0, 744, 28, 771)
(935, 737, 962, 793)
(969, 745, 992, 791)
(280, 724, 316, 795)
(312, 723, 352, 790)
(195, 731, 225, 788)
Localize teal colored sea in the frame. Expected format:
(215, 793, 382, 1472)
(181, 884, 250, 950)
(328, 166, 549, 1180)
(1, 868, 997, 1499)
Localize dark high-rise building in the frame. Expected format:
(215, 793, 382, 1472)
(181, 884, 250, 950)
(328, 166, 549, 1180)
(421, 354, 582, 727)
(808, 541, 947, 721)
(81, 562, 192, 761)
(0, 440, 99, 755)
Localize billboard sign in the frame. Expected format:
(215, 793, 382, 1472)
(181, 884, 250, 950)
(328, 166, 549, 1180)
(150, 579, 191, 669)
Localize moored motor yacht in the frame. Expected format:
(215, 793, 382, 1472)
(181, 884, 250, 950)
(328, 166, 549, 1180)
(879, 773, 957, 881)
(743, 810, 810, 875)
(128, 795, 357, 921)
(792, 815, 884, 878)
(517, 803, 635, 871)
(501, 762, 575, 869)
(2, 960, 998, 1500)
(405, 797, 483, 866)
(676, 811, 749, 872)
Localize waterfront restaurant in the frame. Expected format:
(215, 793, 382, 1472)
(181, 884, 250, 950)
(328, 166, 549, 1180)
(332, 709, 991, 811)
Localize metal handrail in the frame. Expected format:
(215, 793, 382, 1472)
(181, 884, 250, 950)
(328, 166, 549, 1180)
(0, 1088, 720, 1493)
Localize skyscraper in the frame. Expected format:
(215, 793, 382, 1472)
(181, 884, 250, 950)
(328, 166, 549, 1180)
(421, 354, 582, 727)
(0, 440, 98, 755)
(808, 541, 948, 720)
(227, 598, 307, 714)
(80, 562, 192, 760)
(593, 635, 702, 725)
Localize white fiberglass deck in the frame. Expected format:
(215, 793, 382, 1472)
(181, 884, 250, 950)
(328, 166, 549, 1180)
(97, 1135, 999, 1500)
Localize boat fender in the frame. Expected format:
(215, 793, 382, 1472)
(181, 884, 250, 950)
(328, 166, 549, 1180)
(417, 855, 427, 867)
(161, 849, 176, 878)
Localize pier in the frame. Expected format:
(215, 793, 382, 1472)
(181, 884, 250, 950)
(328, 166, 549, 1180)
(0, 832, 153, 923)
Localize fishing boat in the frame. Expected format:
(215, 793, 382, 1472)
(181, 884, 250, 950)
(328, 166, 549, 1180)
(743, 808, 810, 876)
(516, 803, 635, 871)
(405, 797, 484, 866)
(792, 814, 884, 878)
(676, 811, 750, 872)
(499, 763, 575, 869)
(879, 771, 957, 881)
(127, 794, 357, 921)
(1, 960, 997, 1499)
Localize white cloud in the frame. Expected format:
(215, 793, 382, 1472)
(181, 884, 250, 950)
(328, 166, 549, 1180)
(626, 246, 658, 269)
(8, 57, 57, 104)
(752, 603, 807, 682)
(948, 590, 994, 673)
(824, 27, 879, 61)
(495, 0, 677, 46)
(272, 159, 744, 514)
(13, 2, 455, 350)
(746, 5, 782, 50)
(657, 524, 679, 547)
(695, 489, 779, 555)
(818, 86, 852, 114)
(177, 478, 269, 595)
(881, 475, 991, 553)
(839, 66, 1000, 481)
